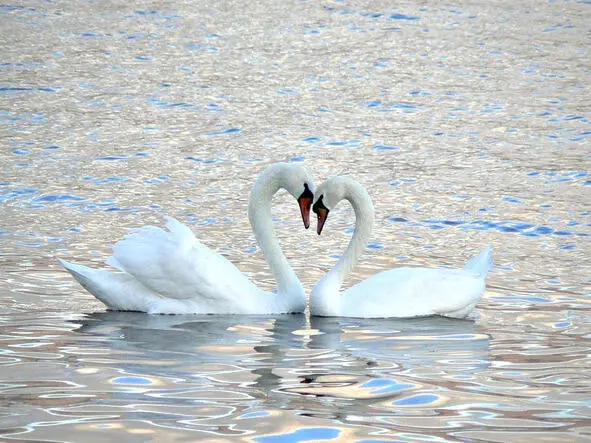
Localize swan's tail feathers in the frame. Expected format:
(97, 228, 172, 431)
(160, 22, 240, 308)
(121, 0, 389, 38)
(59, 259, 150, 311)
(59, 259, 111, 304)
(463, 246, 493, 278)
(59, 259, 93, 283)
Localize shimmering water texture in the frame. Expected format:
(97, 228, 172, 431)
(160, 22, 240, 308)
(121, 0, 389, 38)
(2, 313, 588, 442)
(1, 0, 590, 441)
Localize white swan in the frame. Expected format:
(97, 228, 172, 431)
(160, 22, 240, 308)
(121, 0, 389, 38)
(309, 176, 493, 319)
(59, 163, 315, 314)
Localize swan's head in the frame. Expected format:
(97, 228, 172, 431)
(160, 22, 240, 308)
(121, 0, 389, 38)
(312, 176, 350, 235)
(273, 163, 315, 229)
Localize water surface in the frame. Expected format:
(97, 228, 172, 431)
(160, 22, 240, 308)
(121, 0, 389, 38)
(1, 0, 590, 441)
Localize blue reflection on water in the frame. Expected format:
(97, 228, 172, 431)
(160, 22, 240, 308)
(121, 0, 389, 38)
(255, 427, 340, 443)
(239, 411, 270, 419)
(0, 188, 37, 203)
(373, 144, 397, 151)
(0, 86, 59, 93)
(206, 127, 241, 136)
(394, 394, 439, 406)
(33, 194, 87, 203)
(361, 378, 414, 394)
(185, 156, 221, 164)
(385, 216, 588, 238)
(145, 176, 169, 184)
(186, 43, 218, 52)
(12, 149, 30, 155)
(97, 155, 128, 161)
(390, 13, 419, 20)
(111, 376, 153, 385)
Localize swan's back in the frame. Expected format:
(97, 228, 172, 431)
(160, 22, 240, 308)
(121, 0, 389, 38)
(343, 267, 486, 318)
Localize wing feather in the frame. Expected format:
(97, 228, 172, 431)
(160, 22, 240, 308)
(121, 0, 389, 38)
(106, 218, 256, 302)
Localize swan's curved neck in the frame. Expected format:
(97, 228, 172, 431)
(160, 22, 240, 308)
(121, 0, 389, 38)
(311, 181, 374, 315)
(330, 182, 374, 287)
(248, 169, 302, 296)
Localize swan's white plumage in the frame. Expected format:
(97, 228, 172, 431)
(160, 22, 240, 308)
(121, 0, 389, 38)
(104, 217, 251, 302)
(335, 256, 490, 319)
(60, 163, 313, 315)
(310, 176, 493, 319)
(59, 221, 268, 314)
(463, 245, 493, 277)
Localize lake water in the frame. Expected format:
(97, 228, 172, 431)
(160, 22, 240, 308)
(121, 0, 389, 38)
(1, 0, 590, 441)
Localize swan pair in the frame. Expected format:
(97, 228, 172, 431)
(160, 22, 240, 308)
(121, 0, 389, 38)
(60, 163, 492, 318)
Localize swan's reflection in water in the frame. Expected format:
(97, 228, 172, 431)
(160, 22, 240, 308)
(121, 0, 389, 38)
(309, 316, 490, 372)
(50, 312, 492, 439)
(75, 312, 490, 382)
(4, 313, 577, 441)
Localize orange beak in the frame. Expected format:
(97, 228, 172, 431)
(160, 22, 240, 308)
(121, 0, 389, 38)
(297, 184, 314, 229)
(313, 195, 330, 235)
(316, 207, 329, 235)
(298, 196, 312, 229)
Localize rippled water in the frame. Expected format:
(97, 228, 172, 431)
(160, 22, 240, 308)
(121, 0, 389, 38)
(1, 0, 590, 441)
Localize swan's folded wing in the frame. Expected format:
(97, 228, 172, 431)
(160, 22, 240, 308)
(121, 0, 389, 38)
(106, 218, 256, 301)
(345, 268, 484, 318)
